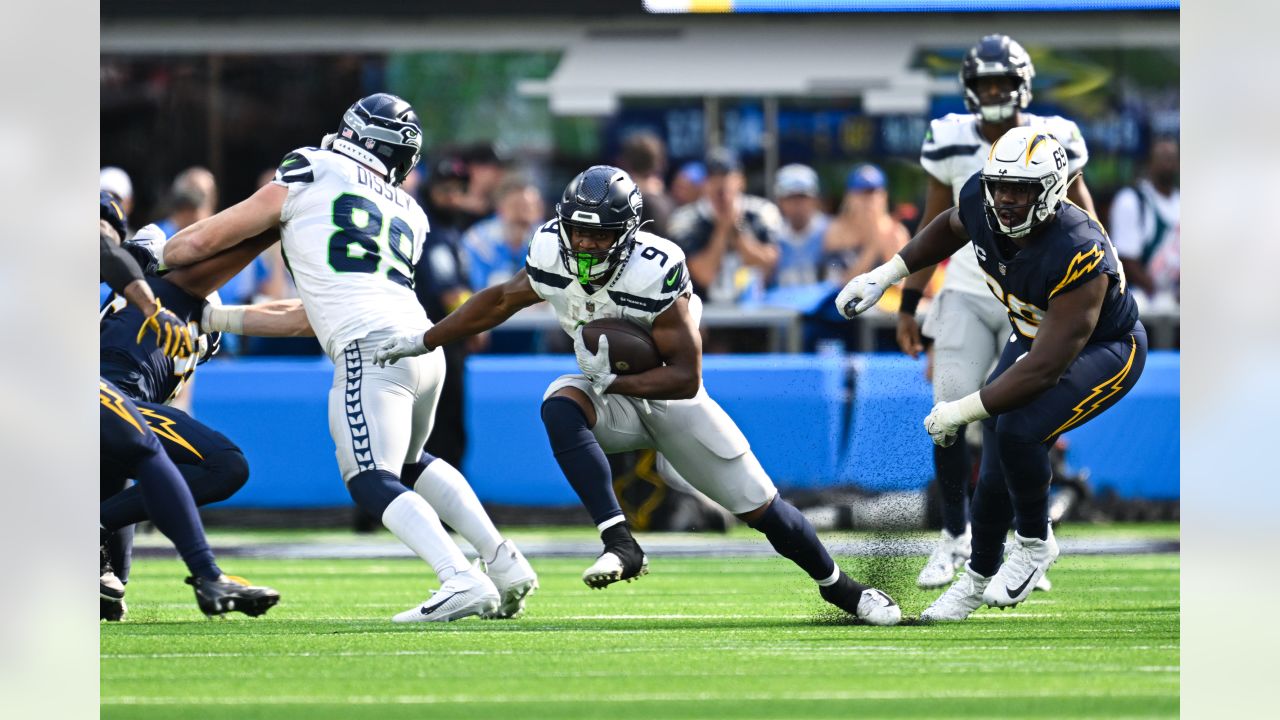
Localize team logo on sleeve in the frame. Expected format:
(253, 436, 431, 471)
(663, 263, 685, 291)
(1049, 244, 1105, 298)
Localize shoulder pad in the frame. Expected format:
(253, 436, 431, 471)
(274, 147, 319, 185)
(921, 115, 983, 179)
(619, 233, 691, 306)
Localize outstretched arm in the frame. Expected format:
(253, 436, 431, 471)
(374, 270, 542, 366)
(203, 299, 314, 338)
(163, 183, 287, 267)
(835, 208, 969, 318)
(425, 270, 542, 350)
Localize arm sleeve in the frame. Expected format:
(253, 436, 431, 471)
(100, 232, 146, 294)
(1107, 188, 1144, 259)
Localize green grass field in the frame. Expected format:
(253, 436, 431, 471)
(101, 524, 1179, 719)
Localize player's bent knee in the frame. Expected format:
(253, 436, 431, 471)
(204, 449, 250, 503)
(346, 469, 409, 517)
(734, 493, 778, 523)
(542, 389, 596, 430)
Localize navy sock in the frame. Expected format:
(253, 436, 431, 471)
(131, 451, 220, 580)
(400, 450, 437, 488)
(107, 525, 134, 585)
(968, 468, 1014, 577)
(998, 433, 1053, 541)
(347, 469, 410, 517)
(101, 451, 249, 530)
(933, 433, 971, 537)
(747, 498, 836, 582)
(541, 396, 622, 527)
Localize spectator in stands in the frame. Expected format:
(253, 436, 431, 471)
(456, 141, 507, 230)
(617, 131, 675, 237)
(1109, 137, 1180, 309)
(153, 166, 218, 239)
(100, 166, 135, 227)
(770, 163, 830, 288)
(670, 161, 706, 209)
(461, 174, 544, 291)
(669, 147, 780, 304)
(822, 164, 909, 287)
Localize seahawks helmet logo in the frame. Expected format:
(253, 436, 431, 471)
(400, 126, 422, 148)
(628, 188, 642, 214)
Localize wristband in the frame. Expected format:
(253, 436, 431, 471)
(953, 391, 991, 424)
(898, 288, 923, 316)
(202, 304, 246, 335)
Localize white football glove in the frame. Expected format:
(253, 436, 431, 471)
(373, 332, 429, 367)
(923, 392, 991, 447)
(574, 328, 617, 396)
(834, 255, 910, 319)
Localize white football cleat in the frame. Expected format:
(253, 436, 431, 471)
(393, 566, 499, 623)
(916, 526, 972, 589)
(856, 589, 902, 626)
(921, 563, 992, 622)
(1034, 573, 1053, 592)
(481, 540, 539, 619)
(982, 528, 1059, 608)
(582, 549, 649, 589)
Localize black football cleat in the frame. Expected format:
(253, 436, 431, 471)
(819, 571, 901, 626)
(582, 540, 649, 589)
(100, 597, 128, 622)
(100, 530, 126, 620)
(186, 574, 280, 617)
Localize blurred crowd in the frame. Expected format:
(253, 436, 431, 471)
(101, 130, 1178, 359)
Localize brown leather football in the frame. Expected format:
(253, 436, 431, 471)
(581, 317, 661, 375)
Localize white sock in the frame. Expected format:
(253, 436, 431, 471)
(381, 491, 468, 581)
(413, 459, 503, 561)
(817, 564, 842, 587)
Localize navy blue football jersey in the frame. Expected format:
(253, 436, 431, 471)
(955, 173, 1138, 345)
(100, 274, 208, 404)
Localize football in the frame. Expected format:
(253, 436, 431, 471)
(582, 317, 661, 375)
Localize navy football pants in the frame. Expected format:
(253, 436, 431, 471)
(968, 323, 1148, 575)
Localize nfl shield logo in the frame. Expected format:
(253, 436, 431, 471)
(998, 263, 1007, 276)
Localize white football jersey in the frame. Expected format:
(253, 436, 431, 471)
(272, 147, 430, 359)
(524, 223, 697, 338)
(921, 112, 1089, 297)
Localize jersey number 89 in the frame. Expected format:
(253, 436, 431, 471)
(328, 193, 414, 288)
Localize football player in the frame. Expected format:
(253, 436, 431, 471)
(836, 127, 1145, 621)
(162, 94, 538, 622)
(895, 35, 1096, 591)
(99, 192, 279, 619)
(373, 165, 902, 626)
(99, 194, 301, 619)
